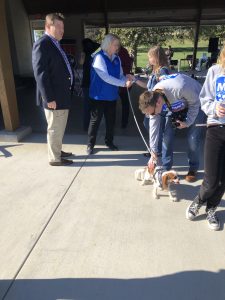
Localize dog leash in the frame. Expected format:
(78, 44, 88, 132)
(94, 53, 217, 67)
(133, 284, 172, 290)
(195, 123, 207, 127)
(126, 87, 151, 154)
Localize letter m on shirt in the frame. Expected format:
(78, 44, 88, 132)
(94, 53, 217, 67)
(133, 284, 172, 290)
(216, 76, 225, 101)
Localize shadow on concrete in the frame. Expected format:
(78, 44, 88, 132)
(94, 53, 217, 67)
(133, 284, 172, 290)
(20, 133, 146, 148)
(0, 144, 23, 158)
(172, 182, 200, 201)
(1, 269, 225, 300)
(84, 153, 147, 167)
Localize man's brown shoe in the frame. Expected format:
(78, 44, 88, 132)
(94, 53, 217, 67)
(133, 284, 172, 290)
(185, 170, 197, 182)
(49, 158, 73, 166)
(61, 151, 72, 158)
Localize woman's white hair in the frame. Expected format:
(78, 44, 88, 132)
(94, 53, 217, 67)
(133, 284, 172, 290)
(101, 33, 120, 51)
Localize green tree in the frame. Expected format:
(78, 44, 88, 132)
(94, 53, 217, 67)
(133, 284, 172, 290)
(85, 28, 105, 42)
(86, 27, 178, 67)
(110, 27, 176, 67)
(200, 25, 225, 44)
(85, 25, 224, 69)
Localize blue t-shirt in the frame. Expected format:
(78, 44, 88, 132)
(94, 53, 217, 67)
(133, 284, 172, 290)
(147, 67, 170, 91)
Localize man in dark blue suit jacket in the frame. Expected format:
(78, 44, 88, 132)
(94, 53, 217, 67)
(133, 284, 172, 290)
(32, 13, 74, 166)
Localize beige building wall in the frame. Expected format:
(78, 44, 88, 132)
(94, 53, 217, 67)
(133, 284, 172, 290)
(6, 0, 33, 76)
(5, 5, 103, 77)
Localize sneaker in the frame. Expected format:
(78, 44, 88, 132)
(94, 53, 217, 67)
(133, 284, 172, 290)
(206, 207, 220, 231)
(105, 143, 118, 151)
(185, 170, 197, 182)
(86, 145, 94, 155)
(186, 196, 202, 220)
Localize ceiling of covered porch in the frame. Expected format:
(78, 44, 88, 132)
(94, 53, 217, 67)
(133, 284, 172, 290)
(22, 0, 225, 25)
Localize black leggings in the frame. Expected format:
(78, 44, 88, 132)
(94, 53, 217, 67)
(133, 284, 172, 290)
(199, 126, 225, 209)
(88, 99, 117, 146)
(119, 89, 129, 127)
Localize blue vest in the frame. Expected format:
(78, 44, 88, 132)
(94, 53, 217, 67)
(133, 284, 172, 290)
(89, 50, 121, 101)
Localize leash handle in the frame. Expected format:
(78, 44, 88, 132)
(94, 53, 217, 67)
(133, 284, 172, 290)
(195, 124, 207, 127)
(126, 87, 151, 154)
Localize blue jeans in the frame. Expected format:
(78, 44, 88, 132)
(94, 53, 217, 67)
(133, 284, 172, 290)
(160, 108, 206, 171)
(143, 115, 149, 132)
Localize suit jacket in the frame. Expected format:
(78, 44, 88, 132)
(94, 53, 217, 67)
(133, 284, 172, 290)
(32, 34, 73, 110)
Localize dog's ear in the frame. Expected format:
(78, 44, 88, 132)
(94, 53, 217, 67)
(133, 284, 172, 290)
(162, 171, 177, 189)
(162, 173, 169, 190)
(169, 170, 179, 184)
(172, 174, 180, 184)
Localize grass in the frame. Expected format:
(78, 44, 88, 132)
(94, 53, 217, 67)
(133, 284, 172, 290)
(137, 39, 209, 69)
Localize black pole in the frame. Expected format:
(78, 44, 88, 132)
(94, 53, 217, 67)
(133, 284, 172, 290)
(192, 6, 202, 71)
(103, 0, 109, 34)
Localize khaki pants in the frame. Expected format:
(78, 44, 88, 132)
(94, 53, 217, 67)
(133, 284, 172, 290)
(44, 109, 69, 162)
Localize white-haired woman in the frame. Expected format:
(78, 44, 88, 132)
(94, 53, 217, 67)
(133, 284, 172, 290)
(186, 44, 225, 231)
(87, 34, 131, 155)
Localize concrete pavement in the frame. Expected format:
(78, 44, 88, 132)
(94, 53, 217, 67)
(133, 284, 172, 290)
(1, 131, 225, 300)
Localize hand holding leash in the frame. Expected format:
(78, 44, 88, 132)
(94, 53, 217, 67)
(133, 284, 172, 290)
(148, 153, 157, 174)
(47, 101, 57, 110)
(175, 120, 188, 129)
(125, 80, 133, 88)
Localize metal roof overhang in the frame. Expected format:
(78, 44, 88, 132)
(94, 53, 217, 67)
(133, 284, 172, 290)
(23, 0, 225, 25)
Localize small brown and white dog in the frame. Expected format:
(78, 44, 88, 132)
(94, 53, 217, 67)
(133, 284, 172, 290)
(153, 166, 180, 201)
(135, 163, 179, 200)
